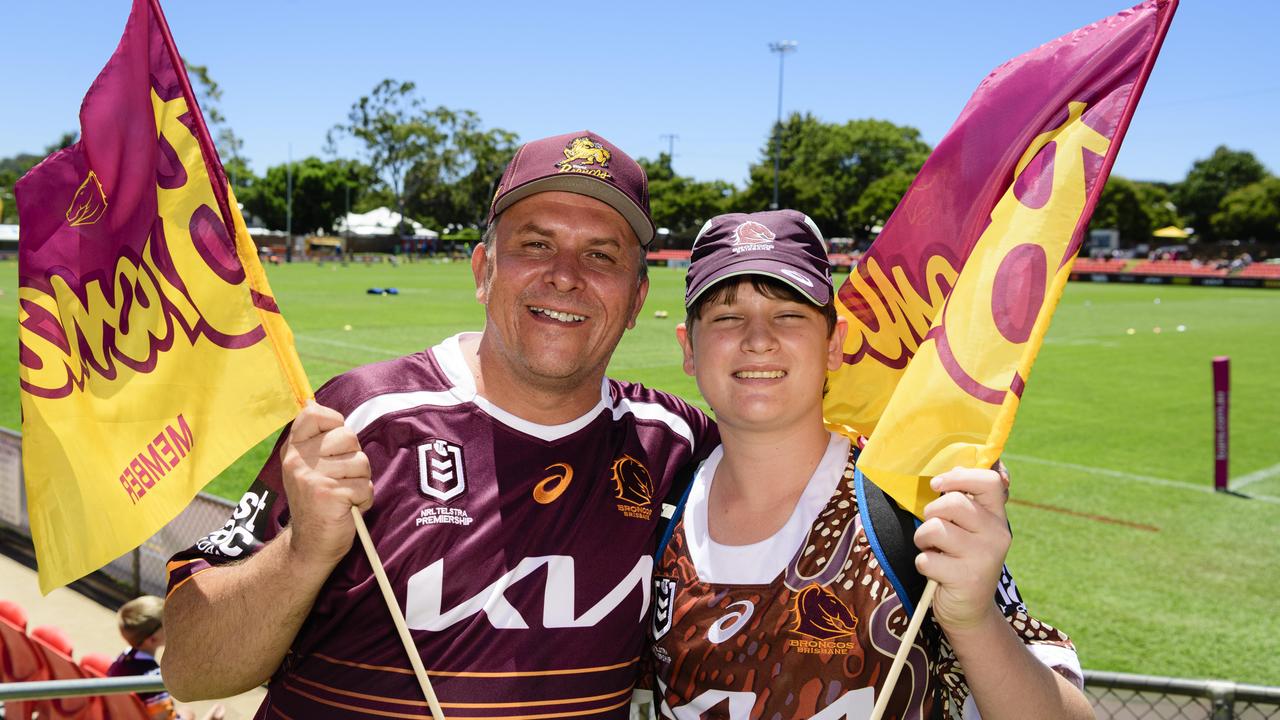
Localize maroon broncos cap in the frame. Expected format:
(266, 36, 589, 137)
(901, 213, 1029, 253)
(684, 210, 833, 307)
(485, 130, 655, 246)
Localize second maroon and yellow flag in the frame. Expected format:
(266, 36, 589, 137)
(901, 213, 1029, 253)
(16, 0, 310, 592)
(825, 0, 1179, 517)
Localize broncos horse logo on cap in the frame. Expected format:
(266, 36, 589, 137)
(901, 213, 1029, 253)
(560, 136, 611, 167)
(731, 220, 776, 254)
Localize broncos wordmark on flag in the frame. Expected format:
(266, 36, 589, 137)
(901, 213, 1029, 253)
(16, 0, 310, 592)
(824, 0, 1178, 517)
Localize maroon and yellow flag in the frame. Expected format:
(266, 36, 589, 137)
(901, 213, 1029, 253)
(16, 0, 310, 592)
(825, 0, 1177, 517)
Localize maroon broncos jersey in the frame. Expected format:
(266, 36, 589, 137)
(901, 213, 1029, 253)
(167, 333, 717, 719)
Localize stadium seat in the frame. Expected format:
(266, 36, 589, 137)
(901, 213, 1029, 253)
(79, 652, 153, 720)
(80, 652, 114, 677)
(91, 691, 152, 720)
(29, 624, 96, 720)
(0, 602, 47, 720)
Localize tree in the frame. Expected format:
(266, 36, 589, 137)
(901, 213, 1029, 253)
(1090, 177, 1186, 246)
(1211, 177, 1280, 243)
(1090, 176, 1149, 244)
(404, 110, 518, 230)
(738, 114, 931, 237)
(1172, 146, 1268, 240)
(1, 133, 78, 224)
(1134, 181, 1181, 232)
(638, 153, 735, 241)
(241, 157, 376, 234)
(184, 60, 250, 195)
(849, 170, 914, 235)
(328, 79, 446, 233)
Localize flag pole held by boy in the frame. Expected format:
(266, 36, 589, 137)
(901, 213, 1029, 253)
(817, 2, 1179, 716)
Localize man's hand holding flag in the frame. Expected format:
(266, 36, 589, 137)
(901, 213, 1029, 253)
(15, 2, 445, 717)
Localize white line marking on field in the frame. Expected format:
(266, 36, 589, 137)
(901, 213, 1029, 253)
(296, 334, 403, 357)
(1002, 453, 1280, 505)
(1233, 462, 1280, 490)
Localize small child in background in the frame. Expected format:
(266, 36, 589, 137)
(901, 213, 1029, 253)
(109, 595, 225, 720)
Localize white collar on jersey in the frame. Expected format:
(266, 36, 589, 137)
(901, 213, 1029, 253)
(683, 431, 852, 585)
(434, 332, 613, 442)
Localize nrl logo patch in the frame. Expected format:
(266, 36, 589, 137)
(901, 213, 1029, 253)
(731, 220, 775, 254)
(652, 576, 678, 640)
(611, 454, 654, 520)
(556, 136, 612, 180)
(418, 438, 466, 503)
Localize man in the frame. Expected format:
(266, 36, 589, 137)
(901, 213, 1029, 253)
(162, 131, 719, 719)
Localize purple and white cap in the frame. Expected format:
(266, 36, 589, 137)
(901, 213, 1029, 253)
(485, 130, 655, 246)
(684, 210, 833, 308)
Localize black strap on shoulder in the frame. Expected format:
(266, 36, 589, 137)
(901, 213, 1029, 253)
(860, 472, 927, 611)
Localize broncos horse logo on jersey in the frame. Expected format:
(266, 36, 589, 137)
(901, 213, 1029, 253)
(611, 455, 653, 520)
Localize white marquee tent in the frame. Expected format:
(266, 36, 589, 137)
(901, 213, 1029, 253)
(334, 207, 438, 239)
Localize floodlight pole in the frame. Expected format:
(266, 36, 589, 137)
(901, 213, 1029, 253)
(286, 143, 294, 263)
(769, 40, 797, 210)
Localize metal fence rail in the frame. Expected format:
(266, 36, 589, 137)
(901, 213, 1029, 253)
(1086, 670, 1280, 719)
(0, 675, 166, 701)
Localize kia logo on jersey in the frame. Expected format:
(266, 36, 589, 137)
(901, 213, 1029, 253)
(418, 439, 466, 502)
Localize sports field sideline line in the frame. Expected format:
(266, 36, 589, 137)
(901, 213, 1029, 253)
(296, 334, 404, 357)
(1232, 461, 1280, 490)
(1002, 453, 1280, 505)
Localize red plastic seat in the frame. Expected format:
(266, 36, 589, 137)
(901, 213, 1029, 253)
(80, 651, 115, 677)
(0, 599, 28, 630)
(80, 652, 154, 720)
(0, 602, 47, 720)
(29, 624, 96, 720)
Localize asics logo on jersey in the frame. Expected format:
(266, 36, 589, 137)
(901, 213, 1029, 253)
(706, 600, 754, 644)
(405, 555, 652, 631)
(418, 438, 465, 502)
(612, 455, 654, 520)
(533, 463, 573, 504)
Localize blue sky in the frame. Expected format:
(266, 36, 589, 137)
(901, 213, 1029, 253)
(2, 1, 1276, 187)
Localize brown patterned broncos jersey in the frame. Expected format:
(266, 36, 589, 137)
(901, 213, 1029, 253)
(649, 434, 1079, 720)
(166, 333, 717, 720)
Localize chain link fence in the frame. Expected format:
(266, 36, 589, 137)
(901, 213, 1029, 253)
(1087, 671, 1280, 719)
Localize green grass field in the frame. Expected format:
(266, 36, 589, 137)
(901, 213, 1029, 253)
(3, 259, 1278, 684)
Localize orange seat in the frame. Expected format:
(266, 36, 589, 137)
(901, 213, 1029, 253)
(29, 624, 96, 720)
(0, 602, 47, 720)
(80, 652, 154, 720)
(81, 652, 115, 677)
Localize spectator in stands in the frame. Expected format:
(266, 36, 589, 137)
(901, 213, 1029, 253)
(109, 596, 224, 720)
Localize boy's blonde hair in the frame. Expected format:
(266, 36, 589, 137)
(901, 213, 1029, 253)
(117, 595, 164, 648)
